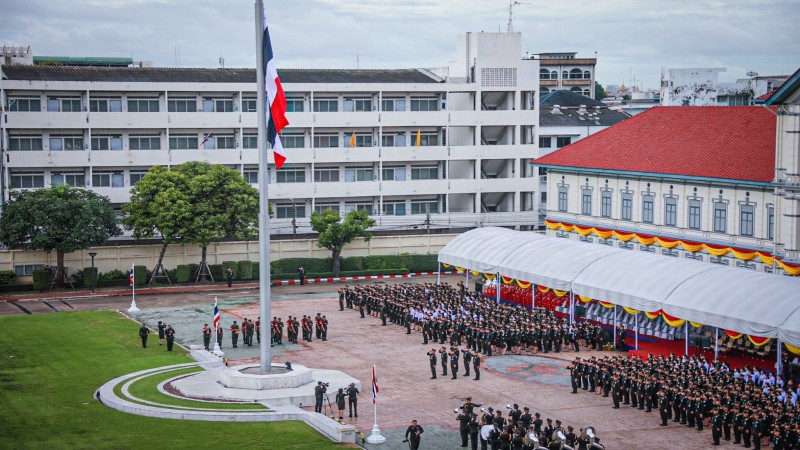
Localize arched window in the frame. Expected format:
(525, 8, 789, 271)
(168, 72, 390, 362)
(540, 87, 550, 98)
(570, 68, 583, 79)
(583, 89, 591, 97)
(584, 71, 591, 79)
(539, 68, 550, 80)
(570, 87, 583, 93)
(550, 70, 558, 80)
(562, 71, 568, 80)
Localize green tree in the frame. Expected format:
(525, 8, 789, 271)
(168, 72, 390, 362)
(121, 166, 193, 283)
(595, 81, 606, 100)
(0, 185, 120, 288)
(123, 162, 259, 282)
(310, 208, 376, 277)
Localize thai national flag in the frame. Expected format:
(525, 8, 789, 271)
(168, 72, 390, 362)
(213, 297, 220, 332)
(262, 10, 288, 169)
(371, 365, 379, 404)
(128, 263, 134, 287)
(201, 132, 213, 145)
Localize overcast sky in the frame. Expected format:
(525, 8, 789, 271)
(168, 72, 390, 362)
(2, 0, 799, 90)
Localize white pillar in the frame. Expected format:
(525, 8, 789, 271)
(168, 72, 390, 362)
(714, 327, 719, 361)
(437, 262, 441, 285)
(635, 312, 639, 350)
(684, 322, 689, 356)
(496, 274, 501, 303)
(777, 340, 783, 375)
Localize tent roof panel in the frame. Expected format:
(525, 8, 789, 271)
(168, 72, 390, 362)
(437, 227, 545, 274)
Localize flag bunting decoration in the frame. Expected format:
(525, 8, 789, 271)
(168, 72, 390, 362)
(371, 365, 379, 404)
(262, 11, 289, 169)
(349, 131, 356, 148)
(213, 298, 221, 332)
(416, 129, 421, 147)
(201, 132, 213, 145)
(128, 263, 134, 287)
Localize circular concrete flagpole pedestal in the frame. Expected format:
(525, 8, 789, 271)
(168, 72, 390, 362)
(365, 424, 386, 444)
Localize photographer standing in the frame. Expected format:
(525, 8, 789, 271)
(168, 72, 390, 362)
(346, 382, 359, 418)
(314, 381, 327, 414)
(404, 419, 424, 450)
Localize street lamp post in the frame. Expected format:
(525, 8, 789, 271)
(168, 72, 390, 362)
(88, 252, 97, 294)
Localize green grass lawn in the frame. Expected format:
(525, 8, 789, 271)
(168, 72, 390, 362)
(122, 366, 267, 411)
(0, 311, 353, 449)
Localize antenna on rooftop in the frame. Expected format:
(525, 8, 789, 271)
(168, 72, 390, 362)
(507, 0, 531, 32)
(219, 56, 225, 69)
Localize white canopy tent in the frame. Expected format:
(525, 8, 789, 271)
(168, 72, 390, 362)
(437, 227, 800, 348)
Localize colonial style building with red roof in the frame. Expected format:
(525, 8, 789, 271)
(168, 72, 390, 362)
(533, 99, 800, 275)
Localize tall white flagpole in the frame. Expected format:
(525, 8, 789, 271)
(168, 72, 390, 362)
(128, 263, 139, 312)
(255, 0, 272, 373)
(366, 364, 386, 443)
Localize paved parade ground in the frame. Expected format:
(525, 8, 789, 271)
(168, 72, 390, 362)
(1, 275, 721, 449)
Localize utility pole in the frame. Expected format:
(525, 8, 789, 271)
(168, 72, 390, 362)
(425, 204, 431, 235)
(507, 0, 531, 32)
(291, 198, 297, 237)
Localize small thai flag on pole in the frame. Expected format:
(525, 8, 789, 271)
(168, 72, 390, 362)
(201, 132, 213, 145)
(371, 364, 379, 404)
(213, 297, 221, 332)
(129, 263, 135, 287)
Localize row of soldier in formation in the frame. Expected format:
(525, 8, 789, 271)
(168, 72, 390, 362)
(337, 282, 614, 357)
(455, 398, 604, 450)
(427, 345, 482, 380)
(199, 314, 329, 349)
(568, 352, 800, 449)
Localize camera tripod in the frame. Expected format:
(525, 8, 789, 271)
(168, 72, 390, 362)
(322, 390, 336, 419)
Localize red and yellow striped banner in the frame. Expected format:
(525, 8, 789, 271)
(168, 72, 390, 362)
(747, 335, 771, 347)
(516, 280, 532, 289)
(724, 330, 743, 339)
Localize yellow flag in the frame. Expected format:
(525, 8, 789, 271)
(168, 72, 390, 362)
(415, 129, 421, 147)
(349, 131, 356, 148)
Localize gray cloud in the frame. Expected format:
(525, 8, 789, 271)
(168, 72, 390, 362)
(1, 0, 798, 89)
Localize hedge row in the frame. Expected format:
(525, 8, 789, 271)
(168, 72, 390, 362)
(273, 268, 409, 280)
(271, 254, 438, 274)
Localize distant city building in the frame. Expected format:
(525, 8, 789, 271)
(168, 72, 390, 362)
(535, 90, 629, 223)
(530, 52, 597, 99)
(1, 46, 33, 65)
(660, 67, 787, 106)
(0, 32, 541, 240)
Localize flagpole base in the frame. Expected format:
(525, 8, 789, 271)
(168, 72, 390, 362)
(212, 342, 224, 357)
(127, 299, 140, 313)
(365, 424, 386, 444)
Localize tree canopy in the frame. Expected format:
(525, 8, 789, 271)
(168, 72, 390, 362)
(310, 208, 376, 276)
(122, 162, 259, 280)
(595, 81, 606, 100)
(0, 184, 120, 287)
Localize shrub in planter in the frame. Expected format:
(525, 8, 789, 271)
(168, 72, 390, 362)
(32, 269, 51, 290)
(209, 264, 223, 281)
(176, 265, 192, 283)
(0, 270, 17, 285)
(238, 260, 253, 280)
(81, 267, 98, 288)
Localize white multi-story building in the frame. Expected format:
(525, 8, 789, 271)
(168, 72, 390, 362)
(660, 67, 787, 106)
(534, 104, 800, 276)
(0, 32, 540, 236)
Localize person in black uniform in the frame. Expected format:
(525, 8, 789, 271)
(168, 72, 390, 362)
(458, 407, 471, 448)
(338, 288, 345, 311)
(428, 348, 438, 379)
(440, 346, 448, 377)
(712, 407, 723, 445)
(473, 351, 481, 381)
(335, 387, 346, 420)
(404, 419, 424, 450)
(469, 413, 481, 450)
(157, 320, 166, 345)
(314, 381, 326, 414)
(216, 325, 223, 349)
(202, 323, 211, 350)
(297, 266, 305, 285)
(165, 324, 176, 351)
(226, 266, 233, 287)
(451, 350, 459, 380)
(659, 390, 670, 426)
(346, 382, 359, 418)
(463, 347, 473, 377)
(138, 323, 150, 348)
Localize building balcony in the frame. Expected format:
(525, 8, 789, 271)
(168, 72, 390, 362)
(562, 79, 592, 86)
(89, 187, 134, 204)
(540, 80, 558, 87)
(165, 112, 243, 130)
(89, 150, 172, 167)
(4, 111, 89, 129)
(380, 179, 448, 196)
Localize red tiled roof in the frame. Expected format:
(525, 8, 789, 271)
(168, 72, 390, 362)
(533, 106, 776, 183)
(756, 90, 778, 101)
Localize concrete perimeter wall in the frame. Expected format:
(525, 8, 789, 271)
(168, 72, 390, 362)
(1, 233, 457, 280)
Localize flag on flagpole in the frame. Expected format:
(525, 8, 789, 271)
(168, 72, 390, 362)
(213, 297, 221, 332)
(415, 129, 421, 147)
(262, 11, 289, 169)
(371, 364, 379, 404)
(349, 131, 356, 148)
(201, 132, 213, 145)
(128, 263, 135, 287)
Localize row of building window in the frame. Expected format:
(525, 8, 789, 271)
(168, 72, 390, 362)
(558, 189, 773, 238)
(274, 200, 440, 219)
(7, 131, 443, 151)
(539, 136, 572, 149)
(6, 96, 441, 114)
(539, 69, 592, 80)
(9, 166, 441, 189)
